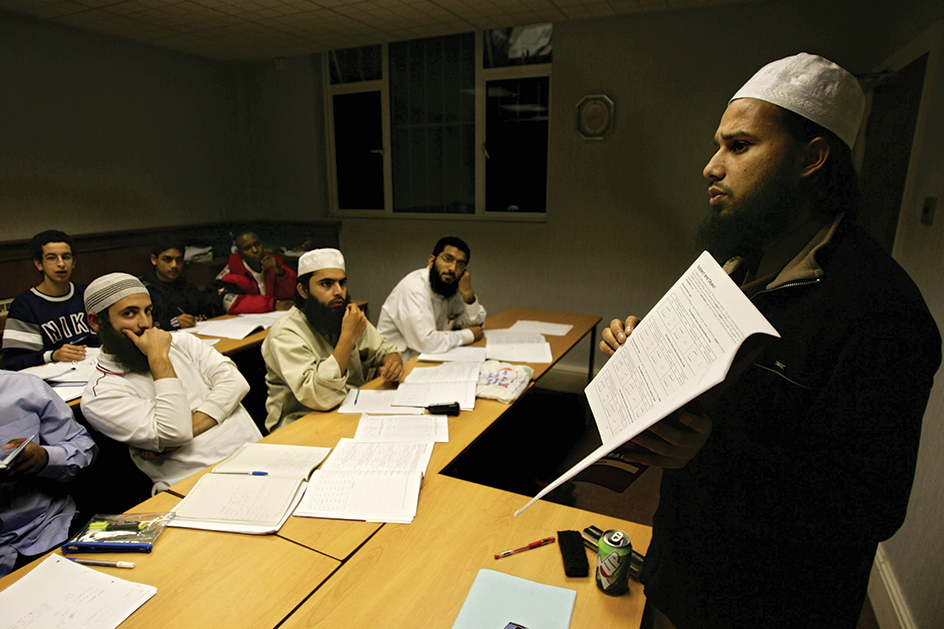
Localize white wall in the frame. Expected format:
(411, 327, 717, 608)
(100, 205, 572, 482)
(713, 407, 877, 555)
(882, 23, 944, 629)
(0, 10, 243, 239)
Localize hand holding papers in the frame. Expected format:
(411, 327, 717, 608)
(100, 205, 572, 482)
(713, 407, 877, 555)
(515, 252, 780, 516)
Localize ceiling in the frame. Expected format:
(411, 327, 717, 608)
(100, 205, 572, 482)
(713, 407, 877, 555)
(0, 0, 756, 60)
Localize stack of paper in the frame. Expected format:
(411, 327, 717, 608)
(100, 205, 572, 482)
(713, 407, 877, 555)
(0, 555, 157, 629)
(392, 362, 479, 411)
(294, 439, 433, 523)
(170, 443, 330, 534)
(484, 330, 553, 363)
(353, 414, 449, 443)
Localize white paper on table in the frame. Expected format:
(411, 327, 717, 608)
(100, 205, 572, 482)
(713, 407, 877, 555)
(338, 389, 425, 415)
(171, 474, 303, 529)
(485, 342, 553, 363)
(21, 347, 101, 383)
(212, 442, 330, 477)
(354, 414, 449, 443)
(404, 362, 481, 384)
(392, 380, 476, 410)
(515, 251, 779, 517)
(484, 330, 546, 344)
(170, 480, 307, 535)
(293, 469, 422, 523)
(508, 320, 573, 336)
(321, 439, 434, 474)
(417, 347, 487, 362)
(183, 317, 264, 339)
(0, 554, 157, 629)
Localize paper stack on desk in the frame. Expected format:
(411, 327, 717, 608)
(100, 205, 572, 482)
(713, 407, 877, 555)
(392, 361, 479, 411)
(293, 439, 433, 523)
(451, 569, 576, 629)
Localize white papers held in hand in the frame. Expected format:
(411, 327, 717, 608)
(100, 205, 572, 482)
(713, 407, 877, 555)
(515, 251, 780, 517)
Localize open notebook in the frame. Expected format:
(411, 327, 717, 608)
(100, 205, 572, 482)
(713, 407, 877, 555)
(170, 443, 330, 534)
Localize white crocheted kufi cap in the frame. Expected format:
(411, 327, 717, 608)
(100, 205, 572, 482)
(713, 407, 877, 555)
(731, 52, 865, 149)
(85, 272, 149, 314)
(298, 248, 345, 276)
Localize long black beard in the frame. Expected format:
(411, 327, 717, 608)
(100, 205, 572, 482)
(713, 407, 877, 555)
(304, 295, 349, 343)
(99, 320, 151, 375)
(428, 266, 458, 298)
(694, 173, 800, 269)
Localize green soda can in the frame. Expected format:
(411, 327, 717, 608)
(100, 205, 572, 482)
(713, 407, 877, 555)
(596, 529, 632, 595)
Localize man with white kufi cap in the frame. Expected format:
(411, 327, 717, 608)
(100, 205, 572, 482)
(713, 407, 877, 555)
(81, 273, 262, 494)
(262, 249, 402, 432)
(600, 54, 940, 628)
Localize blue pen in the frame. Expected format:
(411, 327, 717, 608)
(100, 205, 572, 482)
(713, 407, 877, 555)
(354, 390, 360, 405)
(249, 471, 268, 476)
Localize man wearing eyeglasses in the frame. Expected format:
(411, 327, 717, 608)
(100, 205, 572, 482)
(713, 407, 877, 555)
(2, 230, 100, 370)
(378, 237, 486, 361)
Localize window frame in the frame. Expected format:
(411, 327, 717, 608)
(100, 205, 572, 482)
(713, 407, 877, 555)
(323, 34, 551, 222)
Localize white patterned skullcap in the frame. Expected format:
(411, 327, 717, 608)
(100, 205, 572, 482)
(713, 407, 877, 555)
(85, 272, 149, 314)
(731, 53, 865, 149)
(298, 248, 345, 276)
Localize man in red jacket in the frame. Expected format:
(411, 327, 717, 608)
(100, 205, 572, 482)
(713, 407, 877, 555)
(215, 229, 296, 314)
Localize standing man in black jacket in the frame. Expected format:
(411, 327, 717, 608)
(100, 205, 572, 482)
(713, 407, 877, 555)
(600, 53, 941, 628)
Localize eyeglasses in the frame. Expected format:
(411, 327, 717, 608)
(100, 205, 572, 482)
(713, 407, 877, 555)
(439, 253, 467, 271)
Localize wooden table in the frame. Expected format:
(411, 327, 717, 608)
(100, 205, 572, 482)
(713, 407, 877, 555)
(5, 307, 650, 629)
(281, 474, 650, 629)
(0, 492, 341, 629)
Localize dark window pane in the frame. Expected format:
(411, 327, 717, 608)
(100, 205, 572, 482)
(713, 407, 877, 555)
(390, 33, 475, 214)
(485, 77, 549, 213)
(334, 92, 384, 210)
(483, 25, 552, 69)
(329, 45, 382, 84)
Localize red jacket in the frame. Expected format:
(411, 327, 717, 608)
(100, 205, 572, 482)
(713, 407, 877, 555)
(216, 253, 297, 313)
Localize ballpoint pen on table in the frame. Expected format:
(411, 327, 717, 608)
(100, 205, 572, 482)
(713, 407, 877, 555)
(68, 558, 135, 569)
(494, 537, 556, 559)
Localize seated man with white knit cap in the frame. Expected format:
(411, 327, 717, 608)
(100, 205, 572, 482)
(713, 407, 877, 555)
(262, 248, 403, 432)
(80, 273, 262, 494)
(599, 54, 940, 628)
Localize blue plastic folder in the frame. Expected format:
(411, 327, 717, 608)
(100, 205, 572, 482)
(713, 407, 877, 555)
(451, 569, 577, 629)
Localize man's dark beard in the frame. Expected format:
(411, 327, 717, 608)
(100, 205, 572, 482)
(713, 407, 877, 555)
(694, 170, 800, 269)
(428, 266, 458, 298)
(304, 295, 349, 343)
(99, 318, 151, 374)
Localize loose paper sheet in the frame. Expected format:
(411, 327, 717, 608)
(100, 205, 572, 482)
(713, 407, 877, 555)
(354, 414, 449, 443)
(0, 555, 157, 629)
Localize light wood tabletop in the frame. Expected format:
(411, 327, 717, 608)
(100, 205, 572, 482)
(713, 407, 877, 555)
(281, 474, 650, 629)
(0, 492, 341, 629)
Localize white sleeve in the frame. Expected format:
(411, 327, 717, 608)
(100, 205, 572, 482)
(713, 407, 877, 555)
(180, 334, 250, 423)
(81, 373, 193, 452)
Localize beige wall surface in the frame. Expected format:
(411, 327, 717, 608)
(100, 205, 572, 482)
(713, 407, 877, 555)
(0, 10, 244, 240)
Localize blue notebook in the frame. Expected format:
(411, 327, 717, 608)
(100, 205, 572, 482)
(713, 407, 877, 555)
(451, 569, 577, 629)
